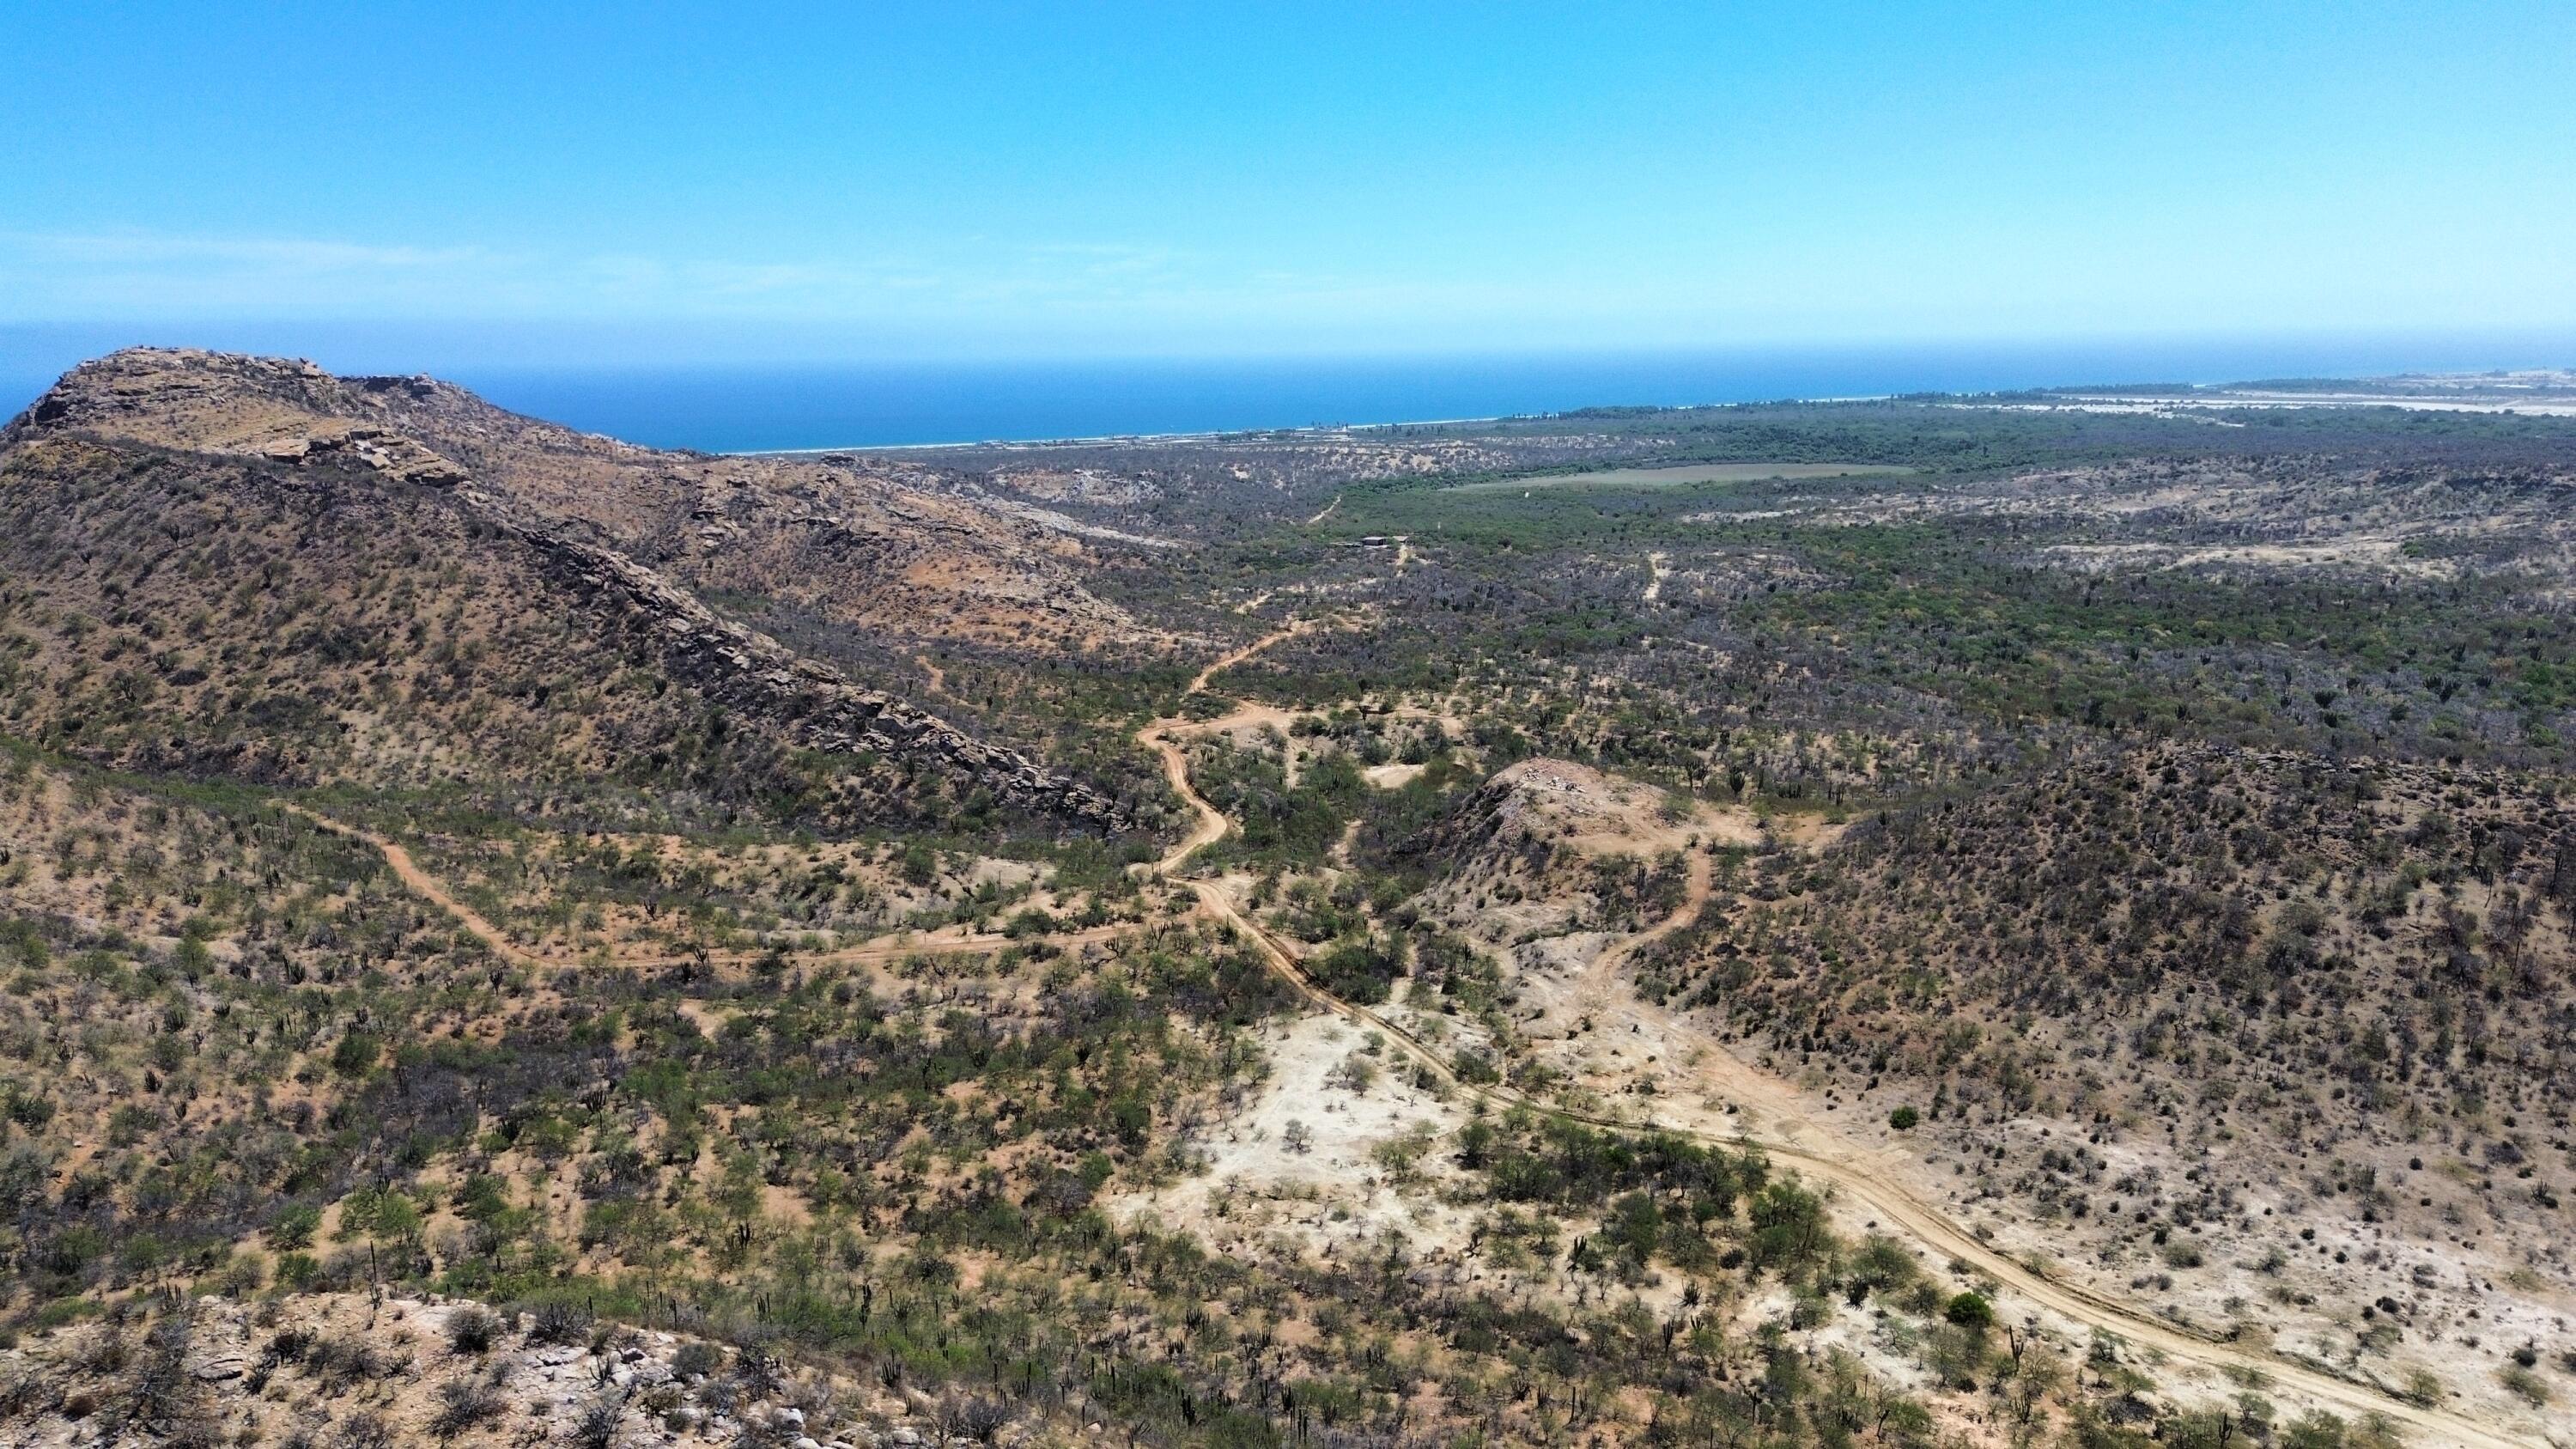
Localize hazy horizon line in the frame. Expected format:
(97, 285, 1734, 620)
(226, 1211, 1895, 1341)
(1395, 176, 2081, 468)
(6, 320, 2573, 380)
(9, 327, 2573, 453)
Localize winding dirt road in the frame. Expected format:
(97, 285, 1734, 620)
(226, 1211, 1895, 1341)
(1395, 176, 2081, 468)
(283, 618, 2532, 1445)
(1568, 847, 1713, 1008)
(1135, 624, 2537, 1449)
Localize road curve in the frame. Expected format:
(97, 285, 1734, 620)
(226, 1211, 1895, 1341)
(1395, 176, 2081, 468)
(277, 617, 2536, 1448)
(1136, 620, 2537, 1449)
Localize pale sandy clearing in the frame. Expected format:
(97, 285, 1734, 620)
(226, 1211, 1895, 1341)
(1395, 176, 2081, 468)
(1111, 1013, 1475, 1257)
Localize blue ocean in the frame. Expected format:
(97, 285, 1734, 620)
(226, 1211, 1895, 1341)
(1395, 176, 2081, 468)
(3, 336, 2567, 453)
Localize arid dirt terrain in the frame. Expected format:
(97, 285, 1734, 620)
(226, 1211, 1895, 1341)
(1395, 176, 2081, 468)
(3, 351, 2574, 1447)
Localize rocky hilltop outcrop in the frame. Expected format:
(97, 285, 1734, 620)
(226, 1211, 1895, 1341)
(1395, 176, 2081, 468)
(0, 348, 1133, 833)
(1406, 758, 1692, 867)
(9, 348, 1153, 649)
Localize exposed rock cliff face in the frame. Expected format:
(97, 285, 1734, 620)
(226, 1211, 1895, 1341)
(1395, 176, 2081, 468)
(0, 349, 1133, 834)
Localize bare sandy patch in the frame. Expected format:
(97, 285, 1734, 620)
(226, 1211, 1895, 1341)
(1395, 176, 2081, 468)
(1110, 1012, 1476, 1258)
(1481, 758, 1760, 856)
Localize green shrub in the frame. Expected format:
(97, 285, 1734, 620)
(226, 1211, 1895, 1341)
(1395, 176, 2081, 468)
(2500, 1365, 2549, 1408)
(268, 1202, 322, 1251)
(1943, 1291, 1996, 1331)
(330, 1030, 382, 1077)
(1308, 935, 1405, 1004)
(274, 1253, 321, 1292)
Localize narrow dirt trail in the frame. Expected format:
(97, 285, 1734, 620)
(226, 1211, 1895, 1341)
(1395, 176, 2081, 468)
(1133, 626, 2539, 1449)
(276, 620, 1321, 971)
(282, 802, 1124, 974)
(1183, 619, 1312, 697)
(283, 618, 2534, 1445)
(1643, 549, 1670, 603)
(283, 802, 549, 968)
(1569, 847, 1712, 1006)
(1304, 493, 1341, 527)
(914, 651, 953, 702)
(1552, 845, 1864, 1164)
(1142, 620, 1326, 868)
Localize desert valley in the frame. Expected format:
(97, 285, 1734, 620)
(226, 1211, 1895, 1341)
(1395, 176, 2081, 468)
(0, 350, 2569, 1446)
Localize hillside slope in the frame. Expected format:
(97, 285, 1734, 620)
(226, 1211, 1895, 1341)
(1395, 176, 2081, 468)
(0, 350, 1132, 834)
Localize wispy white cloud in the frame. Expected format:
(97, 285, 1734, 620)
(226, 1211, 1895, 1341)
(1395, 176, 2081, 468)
(0, 227, 1332, 328)
(28, 222, 2479, 356)
(2, 231, 492, 272)
(0, 228, 532, 316)
(0, 226, 1662, 356)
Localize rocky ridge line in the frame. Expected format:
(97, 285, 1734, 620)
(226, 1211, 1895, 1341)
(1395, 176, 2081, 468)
(458, 480, 1132, 831)
(3, 352, 1133, 835)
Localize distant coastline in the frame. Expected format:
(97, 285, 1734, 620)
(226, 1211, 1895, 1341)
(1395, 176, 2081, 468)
(6, 338, 2570, 454)
(391, 344, 2576, 454)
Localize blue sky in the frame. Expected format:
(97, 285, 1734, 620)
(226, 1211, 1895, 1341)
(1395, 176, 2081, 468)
(4, 2, 2573, 368)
